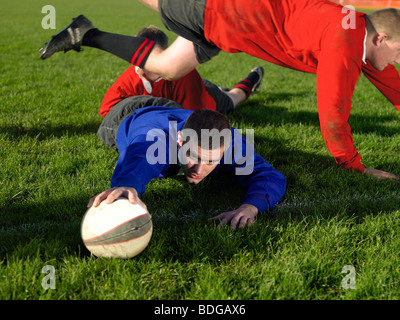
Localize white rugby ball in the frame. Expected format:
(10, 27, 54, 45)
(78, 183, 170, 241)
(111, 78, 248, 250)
(81, 198, 153, 258)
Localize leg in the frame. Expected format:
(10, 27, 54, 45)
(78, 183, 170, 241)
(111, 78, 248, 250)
(83, 30, 200, 80)
(224, 89, 248, 109)
(138, 0, 159, 12)
(40, 15, 199, 81)
(202, 79, 235, 113)
(210, 66, 265, 112)
(39, 15, 158, 68)
(232, 66, 265, 98)
(40, 0, 217, 79)
(143, 36, 200, 80)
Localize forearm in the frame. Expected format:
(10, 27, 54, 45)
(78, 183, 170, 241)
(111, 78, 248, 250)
(237, 157, 286, 213)
(111, 140, 168, 195)
(316, 44, 364, 172)
(318, 116, 365, 172)
(225, 131, 286, 213)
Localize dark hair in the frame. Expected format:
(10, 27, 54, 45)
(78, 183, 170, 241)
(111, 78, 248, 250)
(182, 109, 231, 150)
(136, 25, 169, 49)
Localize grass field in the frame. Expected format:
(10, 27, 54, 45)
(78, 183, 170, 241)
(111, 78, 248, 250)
(1, 0, 400, 301)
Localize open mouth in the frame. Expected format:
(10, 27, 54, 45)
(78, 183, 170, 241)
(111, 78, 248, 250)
(189, 173, 201, 180)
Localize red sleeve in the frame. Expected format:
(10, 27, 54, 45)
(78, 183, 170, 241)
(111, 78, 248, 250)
(169, 70, 217, 111)
(316, 25, 366, 172)
(362, 62, 400, 111)
(99, 66, 145, 117)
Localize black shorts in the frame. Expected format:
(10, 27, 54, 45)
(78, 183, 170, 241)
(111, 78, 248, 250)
(158, 0, 221, 63)
(97, 90, 233, 151)
(202, 79, 234, 114)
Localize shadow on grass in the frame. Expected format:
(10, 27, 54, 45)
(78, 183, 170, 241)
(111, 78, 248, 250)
(1, 92, 399, 263)
(1, 152, 399, 265)
(232, 94, 399, 137)
(0, 120, 365, 263)
(0, 194, 89, 260)
(1, 90, 397, 145)
(0, 120, 101, 141)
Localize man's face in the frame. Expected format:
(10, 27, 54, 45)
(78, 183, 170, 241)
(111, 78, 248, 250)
(179, 144, 225, 184)
(368, 35, 400, 71)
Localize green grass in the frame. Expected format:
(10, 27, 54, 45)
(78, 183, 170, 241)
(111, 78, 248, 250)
(1, 0, 400, 300)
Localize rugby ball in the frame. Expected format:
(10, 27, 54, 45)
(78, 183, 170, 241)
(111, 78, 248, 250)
(81, 198, 153, 258)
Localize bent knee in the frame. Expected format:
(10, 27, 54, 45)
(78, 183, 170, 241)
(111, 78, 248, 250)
(162, 66, 192, 81)
(138, 0, 159, 11)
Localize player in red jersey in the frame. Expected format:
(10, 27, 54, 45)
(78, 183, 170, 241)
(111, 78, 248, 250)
(41, 23, 264, 150)
(97, 26, 264, 150)
(99, 26, 264, 117)
(40, 0, 400, 180)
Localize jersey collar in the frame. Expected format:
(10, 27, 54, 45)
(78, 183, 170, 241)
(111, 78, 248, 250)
(135, 66, 163, 94)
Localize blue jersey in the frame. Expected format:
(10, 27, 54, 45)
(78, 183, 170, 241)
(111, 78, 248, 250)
(111, 106, 286, 213)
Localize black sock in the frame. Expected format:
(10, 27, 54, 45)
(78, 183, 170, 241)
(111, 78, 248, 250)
(82, 28, 155, 68)
(233, 71, 261, 97)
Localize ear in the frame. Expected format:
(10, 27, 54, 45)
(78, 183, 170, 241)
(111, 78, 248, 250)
(177, 131, 183, 148)
(135, 66, 145, 76)
(374, 33, 389, 47)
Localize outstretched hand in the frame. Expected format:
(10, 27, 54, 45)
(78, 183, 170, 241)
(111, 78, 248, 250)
(208, 204, 258, 229)
(87, 186, 147, 210)
(363, 168, 400, 182)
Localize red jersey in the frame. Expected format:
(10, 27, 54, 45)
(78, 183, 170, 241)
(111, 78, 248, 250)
(203, 0, 400, 172)
(99, 66, 217, 117)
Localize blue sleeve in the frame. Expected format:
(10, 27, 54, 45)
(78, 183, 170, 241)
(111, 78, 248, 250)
(221, 128, 286, 213)
(111, 134, 170, 195)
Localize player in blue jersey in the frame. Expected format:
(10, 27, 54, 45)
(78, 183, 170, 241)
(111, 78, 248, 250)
(88, 106, 286, 229)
